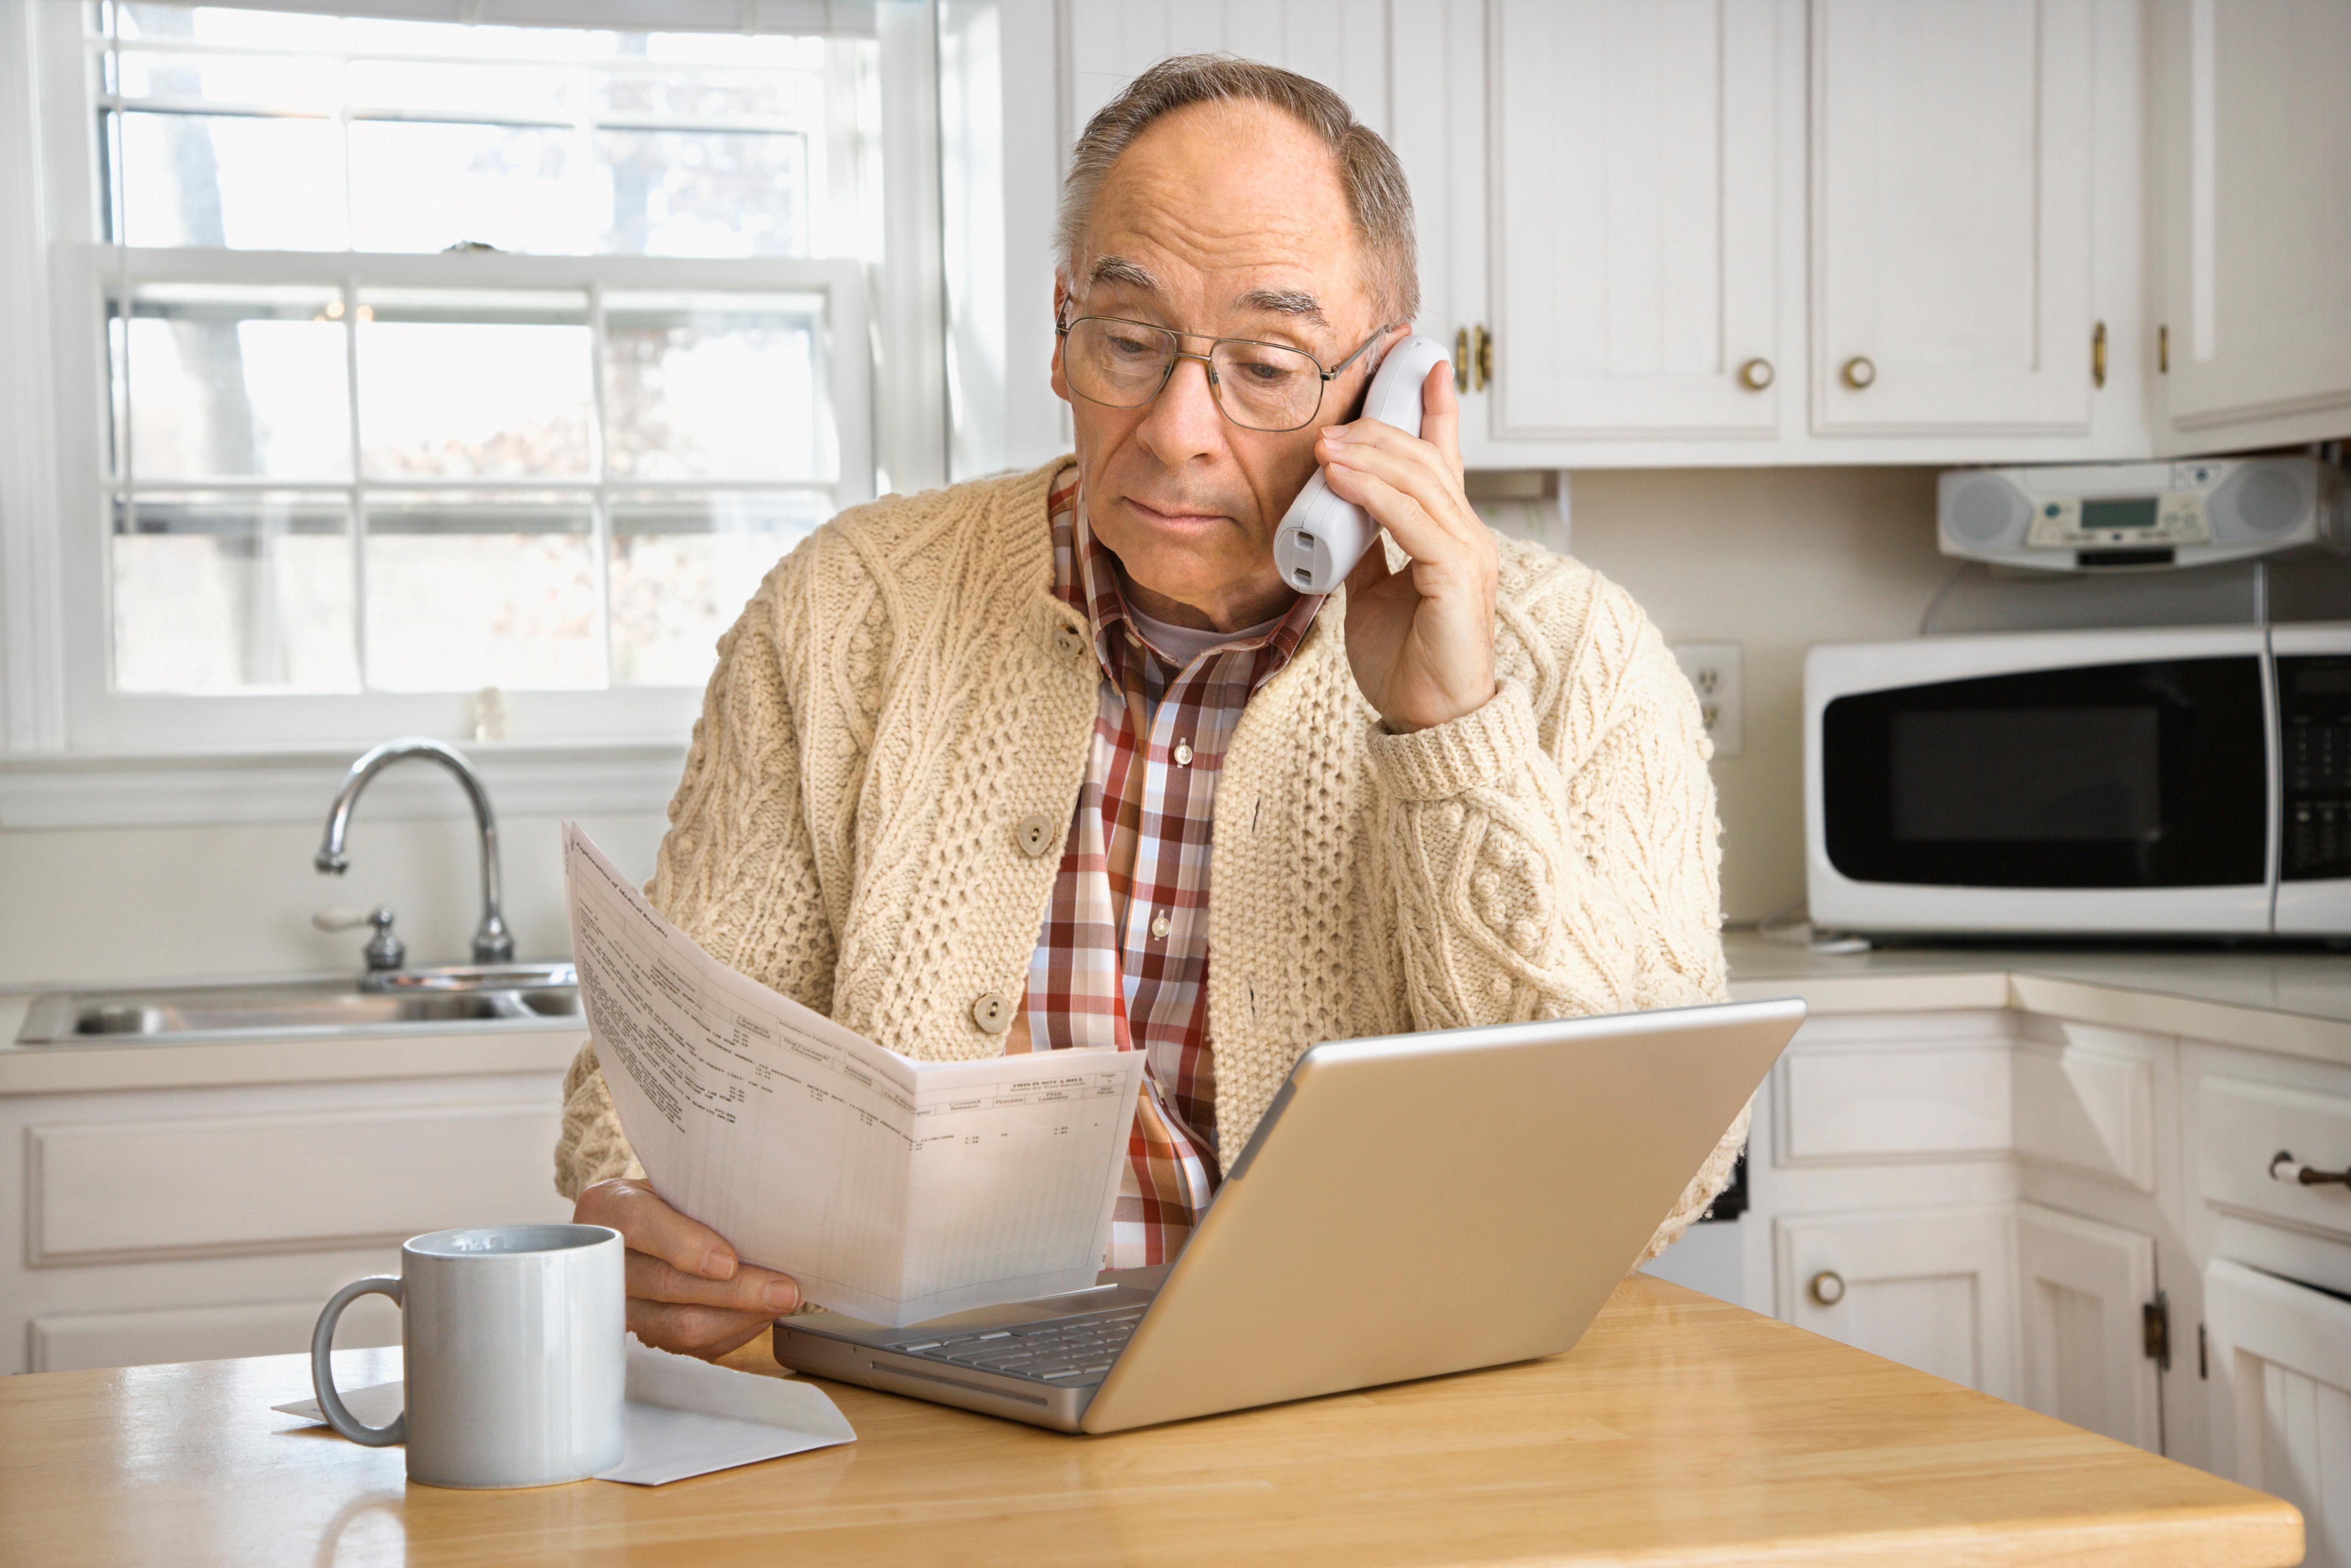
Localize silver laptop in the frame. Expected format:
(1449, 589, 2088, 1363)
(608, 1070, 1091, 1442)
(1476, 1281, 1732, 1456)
(771, 997, 1804, 1433)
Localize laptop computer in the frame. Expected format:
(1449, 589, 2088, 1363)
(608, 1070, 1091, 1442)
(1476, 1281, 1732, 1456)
(771, 996, 1804, 1433)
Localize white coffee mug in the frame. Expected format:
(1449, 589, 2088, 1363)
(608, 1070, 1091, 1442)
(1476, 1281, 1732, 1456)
(311, 1222, 626, 1489)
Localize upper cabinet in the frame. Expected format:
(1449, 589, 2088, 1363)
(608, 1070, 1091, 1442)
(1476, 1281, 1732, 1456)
(1810, 0, 2095, 437)
(2149, 0, 2351, 452)
(1032, 0, 2346, 468)
(1486, 0, 1785, 442)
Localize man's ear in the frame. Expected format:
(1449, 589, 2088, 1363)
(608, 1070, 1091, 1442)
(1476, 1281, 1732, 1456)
(1049, 276, 1073, 404)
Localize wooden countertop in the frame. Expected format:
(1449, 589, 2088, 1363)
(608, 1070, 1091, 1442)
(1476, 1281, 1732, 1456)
(0, 1276, 2300, 1568)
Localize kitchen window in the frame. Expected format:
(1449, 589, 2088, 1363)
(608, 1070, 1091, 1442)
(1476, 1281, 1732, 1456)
(12, 1, 906, 756)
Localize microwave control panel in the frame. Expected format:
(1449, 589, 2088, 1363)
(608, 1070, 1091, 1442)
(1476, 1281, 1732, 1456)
(2279, 654, 2351, 881)
(2025, 492, 2214, 549)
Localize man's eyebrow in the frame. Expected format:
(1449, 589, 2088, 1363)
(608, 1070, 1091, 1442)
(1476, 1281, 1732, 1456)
(1238, 287, 1328, 327)
(1087, 255, 1160, 292)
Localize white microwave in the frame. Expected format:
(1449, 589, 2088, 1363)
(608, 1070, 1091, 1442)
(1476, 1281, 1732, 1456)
(1805, 624, 2351, 938)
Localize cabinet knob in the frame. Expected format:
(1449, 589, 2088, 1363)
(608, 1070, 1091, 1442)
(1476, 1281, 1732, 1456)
(2271, 1149, 2351, 1188)
(1808, 1269, 1847, 1306)
(1736, 357, 1774, 391)
(1454, 327, 1470, 394)
(1840, 355, 1876, 390)
(1473, 324, 1493, 392)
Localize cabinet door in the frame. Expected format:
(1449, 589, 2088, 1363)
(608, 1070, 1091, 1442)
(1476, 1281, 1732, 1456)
(2206, 1258, 2351, 1568)
(1062, 1, 1394, 141)
(1486, 0, 1783, 439)
(2153, 0, 2351, 441)
(1811, 0, 2095, 434)
(2016, 1202, 2163, 1451)
(1777, 1206, 2018, 1401)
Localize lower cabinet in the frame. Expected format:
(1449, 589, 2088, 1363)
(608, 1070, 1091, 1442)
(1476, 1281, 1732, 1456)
(2015, 1201, 2163, 1451)
(1776, 1205, 2018, 1401)
(2205, 1258, 2351, 1568)
(0, 1068, 575, 1375)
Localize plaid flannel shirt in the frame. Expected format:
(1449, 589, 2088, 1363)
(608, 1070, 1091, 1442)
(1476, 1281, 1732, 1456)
(1006, 468, 1323, 1269)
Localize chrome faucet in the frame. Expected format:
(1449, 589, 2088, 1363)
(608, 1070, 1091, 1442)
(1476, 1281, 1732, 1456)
(315, 737, 515, 965)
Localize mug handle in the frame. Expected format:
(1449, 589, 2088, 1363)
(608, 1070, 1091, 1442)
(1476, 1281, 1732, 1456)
(311, 1276, 406, 1446)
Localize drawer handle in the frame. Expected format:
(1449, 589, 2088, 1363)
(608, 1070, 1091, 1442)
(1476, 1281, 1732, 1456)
(2271, 1150, 2351, 1189)
(1808, 1269, 1847, 1306)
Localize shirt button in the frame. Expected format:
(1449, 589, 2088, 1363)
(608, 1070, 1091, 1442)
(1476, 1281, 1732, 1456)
(1149, 910, 1171, 940)
(971, 993, 1011, 1033)
(1174, 740, 1193, 767)
(1052, 625, 1085, 659)
(1016, 813, 1057, 857)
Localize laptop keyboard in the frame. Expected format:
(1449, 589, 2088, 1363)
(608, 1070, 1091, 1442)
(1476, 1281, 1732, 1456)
(891, 1305, 1147, 1385)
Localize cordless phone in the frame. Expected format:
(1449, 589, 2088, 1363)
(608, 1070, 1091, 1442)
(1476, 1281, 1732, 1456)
(1271, 334, 1452, 594)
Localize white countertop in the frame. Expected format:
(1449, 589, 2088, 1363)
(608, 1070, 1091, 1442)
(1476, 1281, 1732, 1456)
(5, 936, 2346, 1095)
(1725, 931, 2351, 1065)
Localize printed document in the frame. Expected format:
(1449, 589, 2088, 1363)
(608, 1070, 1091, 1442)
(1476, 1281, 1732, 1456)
(562, 823, 1145, 1327)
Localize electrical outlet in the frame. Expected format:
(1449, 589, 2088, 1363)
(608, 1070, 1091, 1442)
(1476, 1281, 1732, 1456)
(1670, 643, 1743, 758)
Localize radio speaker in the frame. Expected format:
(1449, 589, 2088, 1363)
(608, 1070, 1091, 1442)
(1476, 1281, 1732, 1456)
(2211, 462, 2310, 541)
(1945, 474, 2030, 548)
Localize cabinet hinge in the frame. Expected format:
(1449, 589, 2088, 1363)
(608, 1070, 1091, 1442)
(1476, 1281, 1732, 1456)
(2143, 1292, 2171, 1371)
(2092, 320, 2108, 389)
(2198, 1321, 2209, 1380)
(2159, 324, 2170, 375)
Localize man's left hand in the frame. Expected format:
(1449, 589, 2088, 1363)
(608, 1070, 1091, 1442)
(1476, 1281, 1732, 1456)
(1317, 360, 1499, 734)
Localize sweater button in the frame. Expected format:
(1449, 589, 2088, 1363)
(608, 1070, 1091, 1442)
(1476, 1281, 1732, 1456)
(1052, 625, 1085, 659)
(1016, 813, 1057, 857)
(971, 993, 1011, 1033)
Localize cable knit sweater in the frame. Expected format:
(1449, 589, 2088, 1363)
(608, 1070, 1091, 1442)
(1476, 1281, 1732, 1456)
(555, 458, 1745, 1262)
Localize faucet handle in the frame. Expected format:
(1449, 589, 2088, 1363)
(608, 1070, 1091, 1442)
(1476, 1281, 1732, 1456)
(313, 906, 406, 972)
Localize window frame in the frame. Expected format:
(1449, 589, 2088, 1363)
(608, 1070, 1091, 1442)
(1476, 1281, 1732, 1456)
(5, 0, 887, 762)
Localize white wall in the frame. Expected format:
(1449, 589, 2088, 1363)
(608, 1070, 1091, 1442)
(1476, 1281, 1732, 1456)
(1570, 466, 1952, 925)
(0, 812, 666, 988)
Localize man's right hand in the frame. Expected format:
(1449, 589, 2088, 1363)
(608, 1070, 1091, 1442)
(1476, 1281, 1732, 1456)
(572, 1178, 803, 1359)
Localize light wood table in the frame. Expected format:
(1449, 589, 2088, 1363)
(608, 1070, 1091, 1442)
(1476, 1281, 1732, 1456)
(0, 1276, 2301, 1567)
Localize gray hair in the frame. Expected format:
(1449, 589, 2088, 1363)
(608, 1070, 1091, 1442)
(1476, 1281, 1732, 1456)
(1055, 54, 1420, 330)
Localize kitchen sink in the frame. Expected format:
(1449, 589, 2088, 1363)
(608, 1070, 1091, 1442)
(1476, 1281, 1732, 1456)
(14, 971, 582, 1045)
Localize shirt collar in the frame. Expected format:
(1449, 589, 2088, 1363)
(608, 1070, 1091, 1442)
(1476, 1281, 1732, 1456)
(1050, 468, 1323, 689)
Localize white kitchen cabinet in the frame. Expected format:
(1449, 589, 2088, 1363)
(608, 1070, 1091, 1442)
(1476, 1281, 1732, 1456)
(2205, 1258, 2351, 1568)
(1776, 1205, 2020, 1400)
(2016, 1201, 2164, 1450)
(1061, 0, 1393, 146)
(0, 1070, 574, 1375)
(2149, 0, 2351, 452)
(1484, 0, 1786, 441)
(1810, 0, 2097, 436)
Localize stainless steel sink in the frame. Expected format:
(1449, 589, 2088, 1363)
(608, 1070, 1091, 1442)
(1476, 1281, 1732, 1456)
(14, 971, 582, 1045)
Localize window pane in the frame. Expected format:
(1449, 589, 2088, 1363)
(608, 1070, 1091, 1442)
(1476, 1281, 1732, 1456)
(364, 494, 599, 690)
(116, 50, 344, 112)
(608, 493, 825, 687)
(111, 492, 356, 693)
(595, 129, 809, 257)
(113, 284, 352, 482)
(356, 292, 591, 479)
(603, 293, 826, 481)
(347, 121, 596, 255)
(345, 58, 572, 122)
(116, 110, 349, 250)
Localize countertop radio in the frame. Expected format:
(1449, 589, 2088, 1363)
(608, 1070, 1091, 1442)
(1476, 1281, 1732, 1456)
(1939, 457, 2345, 571)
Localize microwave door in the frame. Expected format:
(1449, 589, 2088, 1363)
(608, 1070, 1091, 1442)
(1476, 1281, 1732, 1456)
(1818, 654, 2272, 935)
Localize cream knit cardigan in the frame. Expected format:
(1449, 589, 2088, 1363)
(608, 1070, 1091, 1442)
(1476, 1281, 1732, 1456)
(556, 459, 1744, 1260)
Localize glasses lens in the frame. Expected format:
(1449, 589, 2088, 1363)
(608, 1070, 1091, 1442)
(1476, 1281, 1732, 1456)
(1211, 338, 1322, 430)
(1065, 318, 1176, 407)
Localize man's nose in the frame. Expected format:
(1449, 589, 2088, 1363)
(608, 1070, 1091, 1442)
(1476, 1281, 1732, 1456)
(1133, 354, 1229, 468)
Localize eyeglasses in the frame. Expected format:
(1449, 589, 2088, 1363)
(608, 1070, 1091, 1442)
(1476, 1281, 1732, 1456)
(1055, 310, 1395, 434)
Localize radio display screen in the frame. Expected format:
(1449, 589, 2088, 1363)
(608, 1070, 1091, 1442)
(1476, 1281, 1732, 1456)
(2081, 496, 2160, 530)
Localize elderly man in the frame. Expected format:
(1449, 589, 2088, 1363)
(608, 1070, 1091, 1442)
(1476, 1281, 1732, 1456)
(557, 55, 1737, 1359)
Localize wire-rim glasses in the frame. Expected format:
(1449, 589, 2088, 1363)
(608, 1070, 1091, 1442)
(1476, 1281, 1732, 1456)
(1056, 310, 1395, 434)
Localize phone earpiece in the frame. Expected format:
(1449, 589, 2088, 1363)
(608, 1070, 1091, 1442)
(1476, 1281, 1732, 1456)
(1272, 335, 1452, 594)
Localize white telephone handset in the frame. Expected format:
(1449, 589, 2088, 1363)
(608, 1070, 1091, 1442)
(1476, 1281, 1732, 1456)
(1272, 334, 1452, 594)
